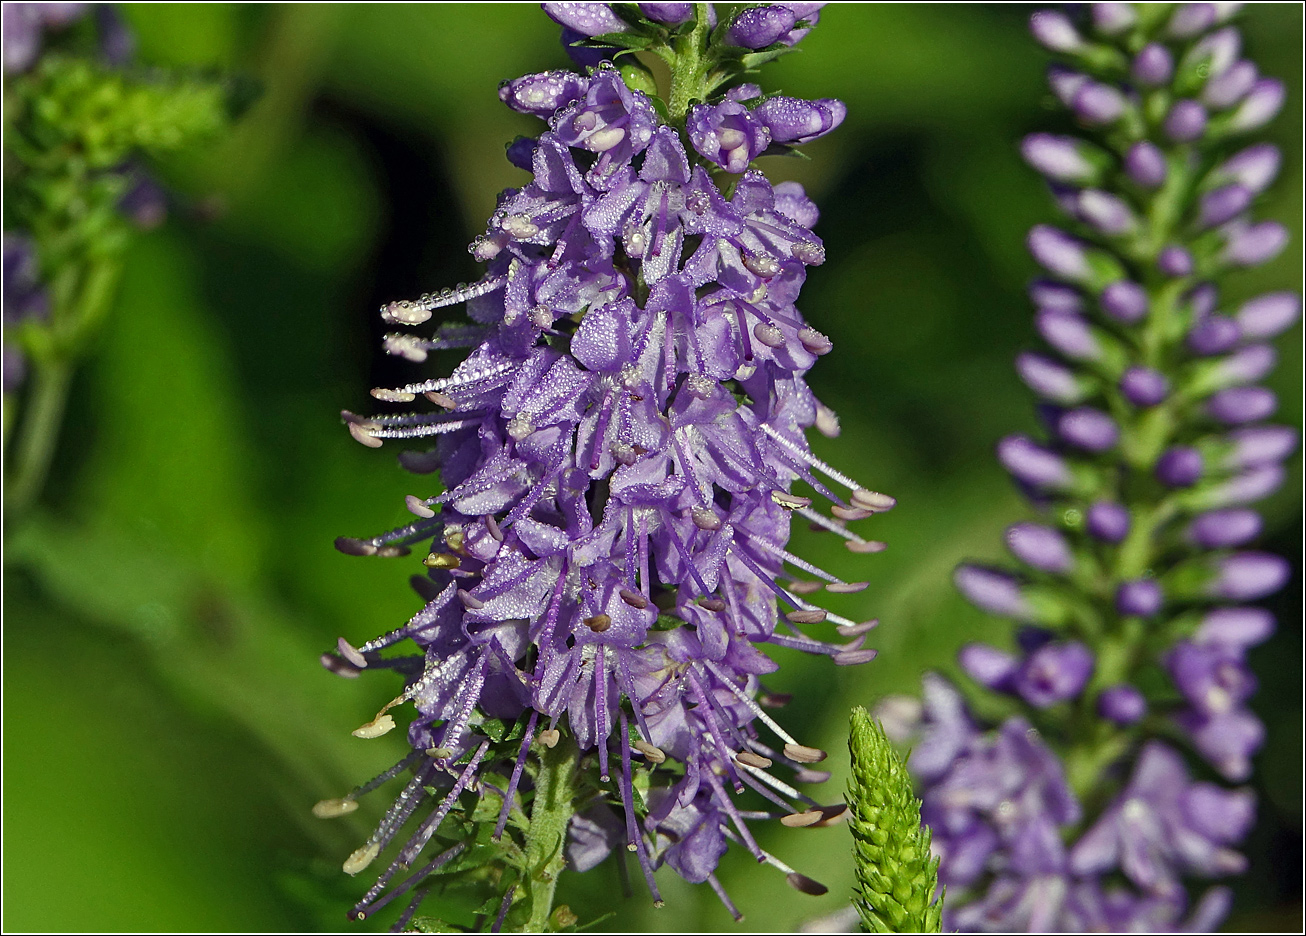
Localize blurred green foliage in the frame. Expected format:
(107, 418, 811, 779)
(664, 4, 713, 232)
(4, 4, 1301, 932)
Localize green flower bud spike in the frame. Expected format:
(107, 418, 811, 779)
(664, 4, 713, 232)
(847, 707, 942, 934)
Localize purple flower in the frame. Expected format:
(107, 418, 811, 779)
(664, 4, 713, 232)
(1120, 366, 1169, 407)
(1116, 579, 1163, 618)
(638, 3, 694, 25)
(955, 565, 1034, 620)
(542, 2, 629, 36)
(500, 70, 588, 117)
(1085, 501, 1129, 543)
(1124, 141, 1168, 188)
(687, 101, 769, 173)
(753, 96, 846, 145)
(1005, 522, 1074, 573)
(725, 5, 798, 49)
(1013, 641, 1094, 706)
(1097, 685, 1146, 725)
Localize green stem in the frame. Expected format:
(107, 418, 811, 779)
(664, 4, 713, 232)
(667, 4, 713, 123)
(6, 358, 73, 515)
(523, 736, 580, 933)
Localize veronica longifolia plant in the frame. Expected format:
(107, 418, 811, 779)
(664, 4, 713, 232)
(319, 4, 891, 929)
(882, 4, 1298, 931)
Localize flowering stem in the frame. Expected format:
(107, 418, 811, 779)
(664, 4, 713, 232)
(523, 736, 580, 933)
(666, 3, 713, 123)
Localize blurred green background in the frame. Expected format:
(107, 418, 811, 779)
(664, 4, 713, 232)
(4, 4, 1301, 932)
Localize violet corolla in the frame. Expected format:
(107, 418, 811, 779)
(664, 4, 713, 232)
(883, 4, 1297, 932)
(322, 3, 884, 930)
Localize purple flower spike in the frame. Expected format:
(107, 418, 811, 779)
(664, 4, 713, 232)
(1014, 641, 1094, 707)
(1099, 280, 1148, 323)
(1021, 133, 1100, 184)
(1098, 685, 1147, 725)
(1158, 245, 1193, 277)
(542, 2, 629, 36)
(1223, 425, 1298, 469)
(1204, 60, 1258, 109)
(1132, 43, 1174, 86)
(1006, 522, 1075, 573)
(638, 3, 694, 25)
(1187, 315, 1241, 356)
(955, 565, 1034, 620)
(1207, 552, 1290, 601)
(1037, 310, 1102, 361)
(1222, 220, 1288, 267)
(1208, 386, 1277, 425)
(1086, 501, 1130, 543)
(1235, 292, 1300, 339)
(1157, 446, 1204, 487)
(754, 96, 846, 145)
(1198, 184, 1252, 229)
(1016, 352, 1087, 404)
(1116, 579, 1163, 617)
(687, 101, 769, 173)
(1073, 82, 1125, 126)
(1165, 100, 1208, 143)
(1057, 406, 1119, 452)
(1028, 226, 1093, 282)
(1030, 10, 1083, 52)
(1124, 141, 1167, 189)
(725, 5, 797, 49)
(1188, 509, 1263, 549)
(998, 434, 1073, 490)
(1228, 79, 1285, 132)
(959, 643, 1020, 691)
(1120, 367, 1169, 407)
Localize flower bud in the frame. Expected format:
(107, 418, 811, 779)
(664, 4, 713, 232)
(1187, 316, 1241, 356)
(1221, 426, 1298, 469)
(1057, 406, 1119, 452)
(726, 5, 797, 49)
(1124, 141, 1167, 189)
(1077, 189, 1137, 235)
(687, 102, 769, 173)
(1021, 133, 1103, 184)
(1197, 606, 1276, 648)
(1227, 79, 1285, 132)
(1014, 641, 1094, 706)
(542, 2, 629, 36)
(1204, 60, 1257, 109)
(1073, 82, 1125, 125)
(1222, 221, 1288, 267)
(1235, 292, 1300, 339)
(1099, 280, 1148, 323)
(1165, 100, 1209, 143)
(1132, 43, 1173, 86)
(1016, 352, 1091, 404)
(954, 565, 1033, 620)
(1208, 386, 1276, 425)
(754, 96, 846, 144)
(1187, 509, 1263, 549)
(1167, 3, 1216, 38)
(1029, 11, 1083, 52)
(1157, 447, 1204, 487)
(1037, 310, 1101, 361)
(638, 3, 694, 25)
(1116, 579, 1163, 617)
(1198, 185, 1252, 229)
(1158, 245, 1194, 277)
(998, 435, 1073, 490)
(1091, 3, 1135, 35)
(1028, 226, 1092, 282)
(959, 643, 1019, 689)
(1006, 522, 1075, 573)
(1120, 367, 1169, 407)
(1097, 685, 1147, 725)
(499, 70, 587, 117)
(1086, 501, 1130, 543)
(1207, 552, 1290, 600)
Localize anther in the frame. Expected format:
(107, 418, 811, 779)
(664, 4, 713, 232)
(406, 495, 436, 519)
(735, 751, 773, 770)
(375, 545, 410, 558)
(812, 804, 849, 826)
(851, 489, 897, 512)
(753, 322, 785, 348)
(780, 810, 822, 828)
(382, 333, 429, 362)
(335, 536, 378, 556)
(371, 388, 417, 403)
(313, 797, 359, 819)
(353, 714, 397, 739)
(786, 872, 829, 896)
(759, 692, 791, 708)
(836, 619, 879, 638)
(321, 652, 362, 678)
(343, 842, 381, 876)
(771, 491, 812, 509)
(484, 514, 504, 541)
(815, 405, 841, 438)
(458, 589, 486, 610)
(530, 306, 554, 328)
(584, 614, 612, 633)
(619, 589, 649, 610)
(633, 740, 666, 764)
(834, 648, 879, 666)
(381, 299, 432, 327)
(794, 768, 832, 784)
(845, 539, 888, 554)
(700, 597, 727, 613)
(788, 580, 823, 595)
(691, 507, 722, 531)
(743, 252, 781, 277)
(348, 422, 383, 448)
(537, 729, 560, 749)
(825, 581, 869, 594)
(424, 552, 460, 569)
(791, 241, 826, 265)
(830, 505, 873, 521)
(425, 391, 458, 409)
(426, 747, 453, 759)
(338, 638, 368, 669)
(786, 609, 828, 624)
(783, 743, 828, 764)
(797, 328, 833, 355)
(507, 413, 534, 440)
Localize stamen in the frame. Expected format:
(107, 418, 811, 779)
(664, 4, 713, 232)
(379, 277, 506, 326)
(396, 741, 490, 867)
(491, 884, 517, 933)
(783, 743, 828, 764)
(344, 842, 381, 875)
(338, 638, 368, 668)
(795, 506, 872, 546)
(786, 609, 828, 624)
(633, 740, 666, 764)
(736, 751, 773, 769)
(371, 388, 416, 403)
(703, 660, 798, 746)
(352, 842, 465, 922)
(758, 422, 864, 493)
(353, 714, 397, 739)
(538, 728, 561, 748)
(780, 810, 822, 828)
(707, 873, 744, 922)
(826, 581, 869, 593)
(405, 496, 436, 519)
(313, 797, 359, 818)
(494, 711, 538, 840)
(836, 619, 879, 638)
